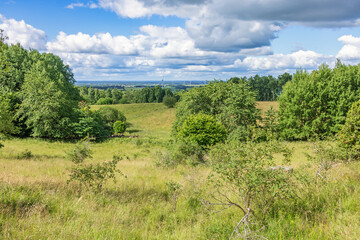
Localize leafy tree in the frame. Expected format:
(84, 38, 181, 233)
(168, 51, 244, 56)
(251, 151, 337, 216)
(174, 80, 259, 135)
(17, 53, 81, 138)
(97, 106, 126, 129)
(338, 99, 360, 154)
(177, 113, 227, 149)
(163, 95, 177, 108)
(96, 97, 113, 105)
(279, 63, 360, 140)
(111, 88, 122, 103)
(0, 93, 19, 147)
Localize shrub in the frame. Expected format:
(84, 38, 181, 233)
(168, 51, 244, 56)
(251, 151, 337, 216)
(163, 95, 177, 108)
(207, 140, 296, 238)
(113, 121, 127, 134)
(177, 113, 227, 149)
(279, 63, 360, 140)
(338, 99, 360, 155)
(67, 142, 124, 192)
(72, 108, 111, 139)
(173, 80, 259, 135)
(97, 106, 126, 128)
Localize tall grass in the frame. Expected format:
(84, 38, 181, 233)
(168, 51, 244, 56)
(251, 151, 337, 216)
(0, 102, 359, 239)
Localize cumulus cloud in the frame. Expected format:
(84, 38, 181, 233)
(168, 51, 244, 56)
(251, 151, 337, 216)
(233, 50, 334, 71)
(89, 0, 360, 53)
(337, 35, 360, 61)
(0, 14, 47, 49)
(47, 32, 137, 55)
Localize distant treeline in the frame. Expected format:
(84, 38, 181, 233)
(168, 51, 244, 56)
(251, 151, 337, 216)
(77, 85, 176, 105)
(229, 73, 292, 101)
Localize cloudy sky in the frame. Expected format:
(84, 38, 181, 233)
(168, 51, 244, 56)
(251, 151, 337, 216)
(1, 0, 360, 81)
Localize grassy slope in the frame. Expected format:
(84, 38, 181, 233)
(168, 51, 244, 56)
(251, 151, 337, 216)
(0, 102, 359, 239)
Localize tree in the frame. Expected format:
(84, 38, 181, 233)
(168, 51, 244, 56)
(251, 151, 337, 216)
(279, 63, 360, 140)
(174, 80, 260, 136)
(97, 106, 126, 129)
(163, 95, 177, 108)
(17, 53, 81, 138)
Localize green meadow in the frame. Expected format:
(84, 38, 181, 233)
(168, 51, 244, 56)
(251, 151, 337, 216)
(1, 102, 360, 239)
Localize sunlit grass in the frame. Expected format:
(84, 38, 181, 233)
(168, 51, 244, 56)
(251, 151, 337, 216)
(0, 102, 360, 239)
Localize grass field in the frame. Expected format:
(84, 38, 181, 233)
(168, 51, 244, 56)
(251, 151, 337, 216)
(1, 102, 360, 239)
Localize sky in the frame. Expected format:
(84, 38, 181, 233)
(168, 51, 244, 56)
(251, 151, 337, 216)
(1, 0, 360, 81)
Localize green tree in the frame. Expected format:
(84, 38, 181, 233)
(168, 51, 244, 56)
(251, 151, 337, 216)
(17, 53, 81, 138)
(279, 63, 360, 140)
(97, 106, 126, 129)
(163, 95, 177, 108)
(174, 80, 259, 136)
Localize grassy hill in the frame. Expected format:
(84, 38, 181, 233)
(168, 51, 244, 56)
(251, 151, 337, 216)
(0, 101, 359, 239)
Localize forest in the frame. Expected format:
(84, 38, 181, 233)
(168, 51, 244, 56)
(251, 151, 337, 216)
(1, 34, 360, 239)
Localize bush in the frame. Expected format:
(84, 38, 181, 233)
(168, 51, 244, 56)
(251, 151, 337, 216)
(67, 142, 124, 192)
(97, 106, 126, 128)
(338, 99, 360, 155)
(163, 95, 177, 108)
(113, 121, 127, 134)
(173, 80, 259, 136)
(96, 97, 113, 105)
(279, 63, 360, 140)
(72, 108, 111, 139)
(177, 113, 227, 149)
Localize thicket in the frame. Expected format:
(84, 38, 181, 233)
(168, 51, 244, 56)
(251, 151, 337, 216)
(279, 62, 360, 140)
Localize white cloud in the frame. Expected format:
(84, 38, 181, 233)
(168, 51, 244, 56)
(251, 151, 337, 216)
(0, 15, 47, 49)
(46, 32, 137, 55)
(66, 2, 98, 9)
(233, 50, 333, 71)
(337, 35, 360, 61)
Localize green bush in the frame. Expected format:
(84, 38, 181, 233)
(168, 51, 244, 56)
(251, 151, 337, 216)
(163, 95, 177, 108)
(173, 80, 259, 136)
(97, 106, 126, 128)
(338, 99, 360, 154)
(279, 63, 360, 140)
(113, 121, 127, 134)
(177, 113, 227, 149)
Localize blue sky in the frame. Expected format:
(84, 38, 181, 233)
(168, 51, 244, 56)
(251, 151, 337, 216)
(1, 0, 360, 81)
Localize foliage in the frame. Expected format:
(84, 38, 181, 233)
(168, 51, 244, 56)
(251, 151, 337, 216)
(71, 108, 111, 139)
(338, 99, 360, 156)
(163, 95, 177, 108)
(207, 140, 295, 233)
(96, 97, 113, 105)
(229, 73, 292, 101)
(166, 181, 182, 211)
(177, 113, 227, 149)
(66, 140, 92, 164)
(0, 93, 19, 147)
(97, 106, 126, 129)
(113, 121, 127, 134)
(67, 142, 124, 192)
(174, 80, 260, 136)
(279, 62, 360, 140)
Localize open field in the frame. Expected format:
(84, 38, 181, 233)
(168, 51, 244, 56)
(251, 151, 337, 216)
(1, 102, 360, 239)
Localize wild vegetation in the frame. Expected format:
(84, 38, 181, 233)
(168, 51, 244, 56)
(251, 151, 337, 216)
(1, 35, 360, 239)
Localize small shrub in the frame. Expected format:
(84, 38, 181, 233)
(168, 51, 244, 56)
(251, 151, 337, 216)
(166, 181, 182, 211)
(163, 95, 177, 108)
(66, 140, 92, 164)
(67, 142, 124, 193)
(177, 113, 227, 149)
(97, 107, 126, 128)
(113, 121, 127, 134)
(16, 149, 33, 160)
